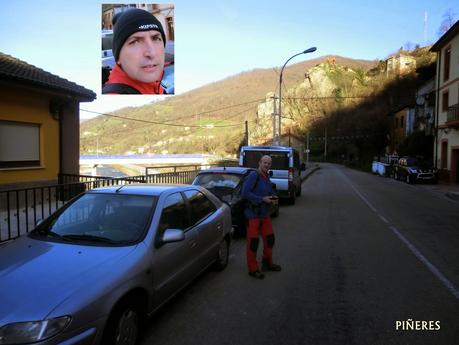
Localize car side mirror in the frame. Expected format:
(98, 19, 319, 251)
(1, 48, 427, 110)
(300, 163, 306, 171)
(161, 229, 185, 245)
(268, 170, 273, 177)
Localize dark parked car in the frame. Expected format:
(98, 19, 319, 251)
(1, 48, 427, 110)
(0, 184, 231, 345)
(393, 156, 438, 184)
(192, 167, 279, 236)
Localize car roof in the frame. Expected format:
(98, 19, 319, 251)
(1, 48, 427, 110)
(240, 145, 295, 152)
(88, 184, 197, 196)
(197, 167, 256, 175)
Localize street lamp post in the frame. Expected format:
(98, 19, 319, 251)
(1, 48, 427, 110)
(278, 47, 317, 145)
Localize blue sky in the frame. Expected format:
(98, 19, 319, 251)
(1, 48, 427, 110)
(1, 0, 458, 119)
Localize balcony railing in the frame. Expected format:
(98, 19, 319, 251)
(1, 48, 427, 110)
(446, 104, 459, 123)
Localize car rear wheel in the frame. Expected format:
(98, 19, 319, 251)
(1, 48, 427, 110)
(235, 218, 247, 237)
(271, 203, 279, 218)
(296, 184, 302, 197)
(213, 237, 230, 271)
(104, 300, 140, 345)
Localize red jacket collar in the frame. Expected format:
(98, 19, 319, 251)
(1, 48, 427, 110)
(106, 65, 165, 94)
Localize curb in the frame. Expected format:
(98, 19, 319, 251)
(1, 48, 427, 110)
(301, 165, 320, 182)
(445, 192, 459, 202)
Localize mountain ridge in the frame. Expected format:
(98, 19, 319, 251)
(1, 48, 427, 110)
(81, 55, 377, 155)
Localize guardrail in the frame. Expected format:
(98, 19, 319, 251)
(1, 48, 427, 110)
(1, 162, 238, 243)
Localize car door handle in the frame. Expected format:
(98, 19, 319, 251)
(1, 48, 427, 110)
(188, 239, 197, 248)
(216, 223, 222, 231)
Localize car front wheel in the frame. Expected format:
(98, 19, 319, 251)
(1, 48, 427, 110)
(406, 175, 413, 184)
(213, 237, 230, 271)
(104, 301, 140, 345)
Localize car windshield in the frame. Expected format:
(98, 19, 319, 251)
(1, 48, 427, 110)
(102, 33, 113, 51)
(194, 173, 242, 189)
(406, 158, 419, 166)
(243, 151, 289, 170)
(31, 193, 157, 245)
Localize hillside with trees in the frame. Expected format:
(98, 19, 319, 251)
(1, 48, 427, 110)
(80, 56, 375, 156)
(81, 47, 436, 166)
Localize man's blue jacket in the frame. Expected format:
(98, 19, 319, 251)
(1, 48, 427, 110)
(242, 170, 273, 219)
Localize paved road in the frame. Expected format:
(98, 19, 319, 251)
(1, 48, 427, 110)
(139, 163, 459, 345)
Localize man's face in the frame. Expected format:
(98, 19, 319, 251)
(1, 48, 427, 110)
(117, 30, 165, 83)
(259, 156, 272, 174)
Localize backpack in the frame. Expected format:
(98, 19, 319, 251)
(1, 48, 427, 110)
(243, 172, 261, 210)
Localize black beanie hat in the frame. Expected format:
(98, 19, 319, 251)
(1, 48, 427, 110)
(112, 8, 166, 62)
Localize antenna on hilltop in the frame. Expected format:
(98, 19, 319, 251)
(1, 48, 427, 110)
(424, 10, 428, 45)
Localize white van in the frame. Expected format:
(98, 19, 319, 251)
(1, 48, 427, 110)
(239, 145, 305, 204)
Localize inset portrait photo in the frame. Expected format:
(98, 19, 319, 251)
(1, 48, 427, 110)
(101, 3, 174, 95)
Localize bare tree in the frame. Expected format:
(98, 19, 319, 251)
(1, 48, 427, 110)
(437, 9, 457, 36)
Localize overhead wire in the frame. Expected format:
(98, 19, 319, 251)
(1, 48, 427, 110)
(80, 97, 265, 127)
(80, 104, 258, 145)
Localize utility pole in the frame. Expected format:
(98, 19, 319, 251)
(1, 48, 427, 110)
(324, 127, 328, 161)
(245, 120, 249, 146)
(96, 136, 99, 158)
(272, 95, 277, 145)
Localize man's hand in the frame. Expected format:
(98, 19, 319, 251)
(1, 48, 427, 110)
(262, 196, 274, 204)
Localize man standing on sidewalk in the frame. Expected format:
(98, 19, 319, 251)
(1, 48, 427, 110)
(242, 155, 281, 279)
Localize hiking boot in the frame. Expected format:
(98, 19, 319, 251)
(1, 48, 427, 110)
(262, 262, 282, 271)
(248, 270, 265, 279)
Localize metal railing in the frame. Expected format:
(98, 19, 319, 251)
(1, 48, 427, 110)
(446, 104, 458, 123)
(0, 161, 238, 243)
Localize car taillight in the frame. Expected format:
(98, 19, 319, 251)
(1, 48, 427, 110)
(288, 168, 294, 182)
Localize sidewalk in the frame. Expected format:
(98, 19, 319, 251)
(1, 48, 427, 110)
(419, 181, 459, 202)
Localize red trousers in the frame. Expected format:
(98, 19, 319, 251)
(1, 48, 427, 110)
(246, 217, 275, 272)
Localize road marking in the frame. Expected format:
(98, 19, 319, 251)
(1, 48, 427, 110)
(341, 170, 459, 301)
(389, 225, 459, 300)
(378, 215, 389, 224)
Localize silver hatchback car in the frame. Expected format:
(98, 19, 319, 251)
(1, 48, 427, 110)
(0, 184, 232, 345)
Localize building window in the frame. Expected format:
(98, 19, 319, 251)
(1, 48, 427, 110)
(443, 46, 451, 82)
(166, 17, 174, 41)
(0, 121, 40, 168)
(441, 141, 448, 169)
(442, 91, 449, 112)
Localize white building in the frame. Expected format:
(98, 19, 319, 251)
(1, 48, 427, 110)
(431, 20, 459, 184)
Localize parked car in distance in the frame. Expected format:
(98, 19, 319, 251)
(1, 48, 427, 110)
(192, 167, 279, 237)
(0, 184, 232, 345)
(393, 156, 438, 184)
(239, 145, 305, 204)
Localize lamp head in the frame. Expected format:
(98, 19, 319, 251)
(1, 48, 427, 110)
(303, 47, 317, 54)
